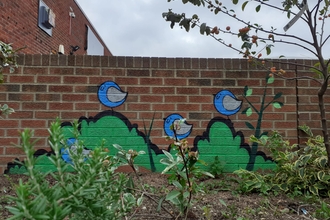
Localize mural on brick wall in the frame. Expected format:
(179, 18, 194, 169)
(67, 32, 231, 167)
(5, 75, 281, 173)
(97, 81, 128, 109)
(214, 89, 242, 116)
(240, 74, 283, 170)
(164, 113, 193, 140)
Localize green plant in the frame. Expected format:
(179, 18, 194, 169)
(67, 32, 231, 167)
(6, 119, 138, 219)
(208, 155, 224, 178)
(235, 126, 330, 197)
(234, 169, 273, 195)
(163, 0, 330, 169)
(0, 41, 20, 117)
(0, 103, 14, 118)
(113, 143, 146, 178)
(161, 118, 214, 219)
(241, 73, 283, 170)
(314, 201, 330, 219)
(142, 111, 156, 172)
(219, 199, 239, 219)
(0, 41, 21, 80)
(201, 205, 212, 220)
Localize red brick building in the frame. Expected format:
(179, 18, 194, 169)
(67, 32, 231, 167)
(0, 0, 111, 56)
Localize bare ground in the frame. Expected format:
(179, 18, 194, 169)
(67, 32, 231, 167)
(0, 172, 326, 220)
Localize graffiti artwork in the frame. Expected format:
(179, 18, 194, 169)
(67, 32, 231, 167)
(60, 110, 166, 172)
(163, 113, 193, 140)
(5, 77, 281, 174)
(194, 117, 275, 172)
(214, 89, 242, 116)
(98, 81, 128, 109)
(241, 74, 283, 170)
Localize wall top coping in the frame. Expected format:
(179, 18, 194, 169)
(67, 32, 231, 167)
(15, 54, 317, 71)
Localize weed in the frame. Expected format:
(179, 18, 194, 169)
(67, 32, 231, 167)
(208, 155, 225, 178)
(314, 201, 330, 219)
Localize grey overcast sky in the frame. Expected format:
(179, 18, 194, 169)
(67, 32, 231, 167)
(75, 0, 325, 59)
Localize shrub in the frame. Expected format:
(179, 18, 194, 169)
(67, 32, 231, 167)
(6, 119, 137, 220)
(235, 125, 330, 197)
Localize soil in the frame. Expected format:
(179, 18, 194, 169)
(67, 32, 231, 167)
(0, 172, 325, 220)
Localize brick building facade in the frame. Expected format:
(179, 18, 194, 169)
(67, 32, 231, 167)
(0, 0, 111, 56)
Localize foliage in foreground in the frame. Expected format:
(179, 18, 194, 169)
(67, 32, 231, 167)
(164, 0, 330, 173)
(0, 41, 18, 118)
(235, 125, 330, 197)
(161, 118, 214, 219)
(6, 119, 137, 220)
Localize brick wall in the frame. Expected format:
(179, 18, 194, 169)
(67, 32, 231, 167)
(0, 0, 111, 56)
(0, 54, 328, 173)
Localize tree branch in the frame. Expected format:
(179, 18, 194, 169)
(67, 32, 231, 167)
(205, 1, 315, 49)
(254, 0, 308, 23)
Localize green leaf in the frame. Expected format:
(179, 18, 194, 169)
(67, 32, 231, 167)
(245, 122, 255, 130)
(273, 102, 282, 109)
(160, 158, 171, 165)
(246, 88, 253, 97)
(232, 0, 239, 5)
(157, 197, 165, 212)
(172, 180, 183, 190)
(260, 131, 268, 137)
(255, 5, 261, 12)
(200, 23, 207, 35)
(199, 170, 215, 178)
(317, 171, 325, 181)
(300, 154, 312, 164)
(298, 168, 305, 179)
(179, 18, 191, 32)
(183, 191, 190, 198)
(274, 92, 282, 100)
(219, 198, 227, 207)
(243, 85, 248, 96)
(246, 107, 252, 117)
(267, 76, 274, 84)
(287, 10, 291, 19)
(279, 183, 288, 191)
(162, 150, 174, 162)
(205, 26, 211, 35)
(241, 107, 249, 115)
(166, 190, 181, 201)
(266, 47, 271, 55)
(137, 196, 143, 206)
(309, 185, 318, 195)
(318, 157, 328, 168)
(242, 1, 249, 11)
(113, 144, 123, 151)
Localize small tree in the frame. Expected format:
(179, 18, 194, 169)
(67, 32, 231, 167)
(163, 0, 330, 163)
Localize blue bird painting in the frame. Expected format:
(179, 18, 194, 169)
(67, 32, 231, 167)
(61, 138, 91, 164)
(214, 90, 242, 116)
(164, 113, 193, 140)
(98, 81, 128, 108)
